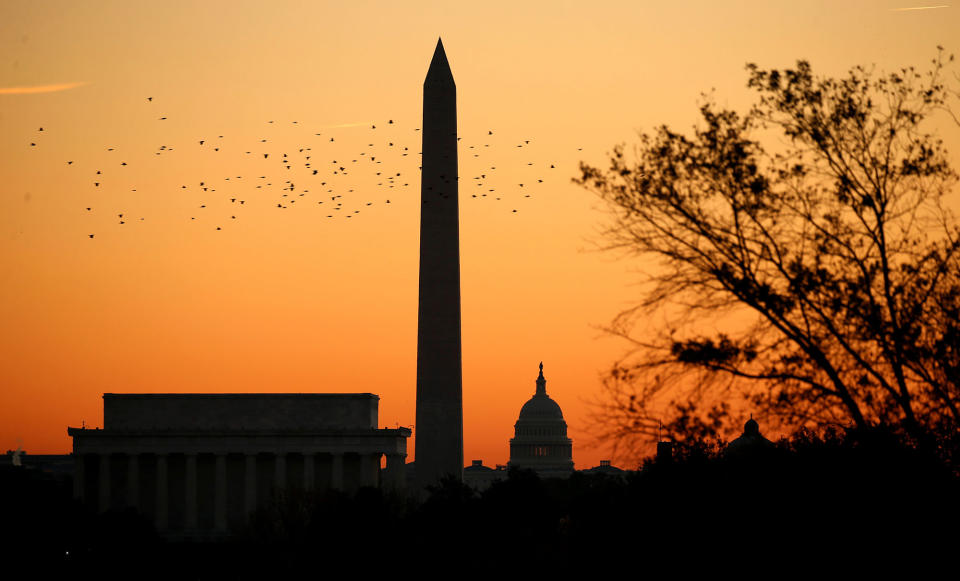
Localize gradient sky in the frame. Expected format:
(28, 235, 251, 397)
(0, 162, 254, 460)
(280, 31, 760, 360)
(2, 1, 958, 468)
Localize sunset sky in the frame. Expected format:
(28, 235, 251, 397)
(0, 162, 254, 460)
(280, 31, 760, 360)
(2, 1, 958, 468)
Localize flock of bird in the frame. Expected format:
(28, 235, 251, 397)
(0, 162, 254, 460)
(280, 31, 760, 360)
(26, 97, 568, 239)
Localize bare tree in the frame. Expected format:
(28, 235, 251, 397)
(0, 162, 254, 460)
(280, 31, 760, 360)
(576, 48, 960, 460)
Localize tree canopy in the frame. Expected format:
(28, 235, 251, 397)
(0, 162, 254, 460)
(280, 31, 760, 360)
(576, 48, 960, 461)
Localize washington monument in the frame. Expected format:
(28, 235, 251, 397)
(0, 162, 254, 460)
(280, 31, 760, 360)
(415, 38, 463, 489)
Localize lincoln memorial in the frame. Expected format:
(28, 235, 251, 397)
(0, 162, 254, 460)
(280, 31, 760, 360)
(68, 393, 410, 539)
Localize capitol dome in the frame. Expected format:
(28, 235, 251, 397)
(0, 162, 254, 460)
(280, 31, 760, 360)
(508, 363, 574, 478)
(518, 391, 564, 420)
(724, 416, 775, 458)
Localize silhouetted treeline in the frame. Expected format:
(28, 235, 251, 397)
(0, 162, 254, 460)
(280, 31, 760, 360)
(5, 429, 959, 578)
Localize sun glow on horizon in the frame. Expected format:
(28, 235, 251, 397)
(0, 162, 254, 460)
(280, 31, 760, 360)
(0, 1, 957, 469)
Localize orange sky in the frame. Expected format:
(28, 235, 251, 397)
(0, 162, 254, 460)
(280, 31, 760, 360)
(1, 1, 958, 469)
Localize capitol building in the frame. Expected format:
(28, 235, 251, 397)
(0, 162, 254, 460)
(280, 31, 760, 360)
(463, 363, 579, 490)
(507, 363, 574, 478)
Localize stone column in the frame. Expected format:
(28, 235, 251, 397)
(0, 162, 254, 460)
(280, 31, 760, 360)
(360, 453, 378, 488)
(156, 454, 168, 531)
(331, 453, 344, 491)
(185, 453, 198, 532)
(244, 454, 257, 517)
(385, 454, 407, 491)
(303, 453, 315, 491)
(126, 453, 139, 508)
(214, 454, 227, 533)
(98, 453, 111, 513)
(274, 453, 286, 493)
(73, 454, 84, 501)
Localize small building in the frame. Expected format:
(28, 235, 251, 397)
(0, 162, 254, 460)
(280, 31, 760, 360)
(463, 459, 506, 491)
(68, 393, 410, 539)
(580, 459, 627, 478)
(507, 363, 574, 479)
(3, 451, 74, 480)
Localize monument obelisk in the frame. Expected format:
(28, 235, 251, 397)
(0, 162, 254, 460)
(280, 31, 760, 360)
(415, 38, 463, 489)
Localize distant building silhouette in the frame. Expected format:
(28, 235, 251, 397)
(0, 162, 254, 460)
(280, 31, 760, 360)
(68, 393, 409, 540)
(463, 459, 507, 491)
(2, 450, 73, 479)
(656, 441, 674, 464)
(724, 417, 775, 458)
(580, 459, 627, 478)
(508, 363, 574, 478)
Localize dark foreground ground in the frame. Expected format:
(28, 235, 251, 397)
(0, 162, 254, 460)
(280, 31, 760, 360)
(4, 429, 959, 578)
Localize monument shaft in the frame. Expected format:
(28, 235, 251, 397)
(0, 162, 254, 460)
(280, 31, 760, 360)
(415, 39, 463, 488)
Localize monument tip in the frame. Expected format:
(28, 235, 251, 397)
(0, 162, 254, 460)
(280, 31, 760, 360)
(426, 37, 453, 84)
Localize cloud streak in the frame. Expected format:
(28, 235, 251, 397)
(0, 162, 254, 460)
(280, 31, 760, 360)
(890, 5, 951, 11)
(0, 81, 89, 95)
